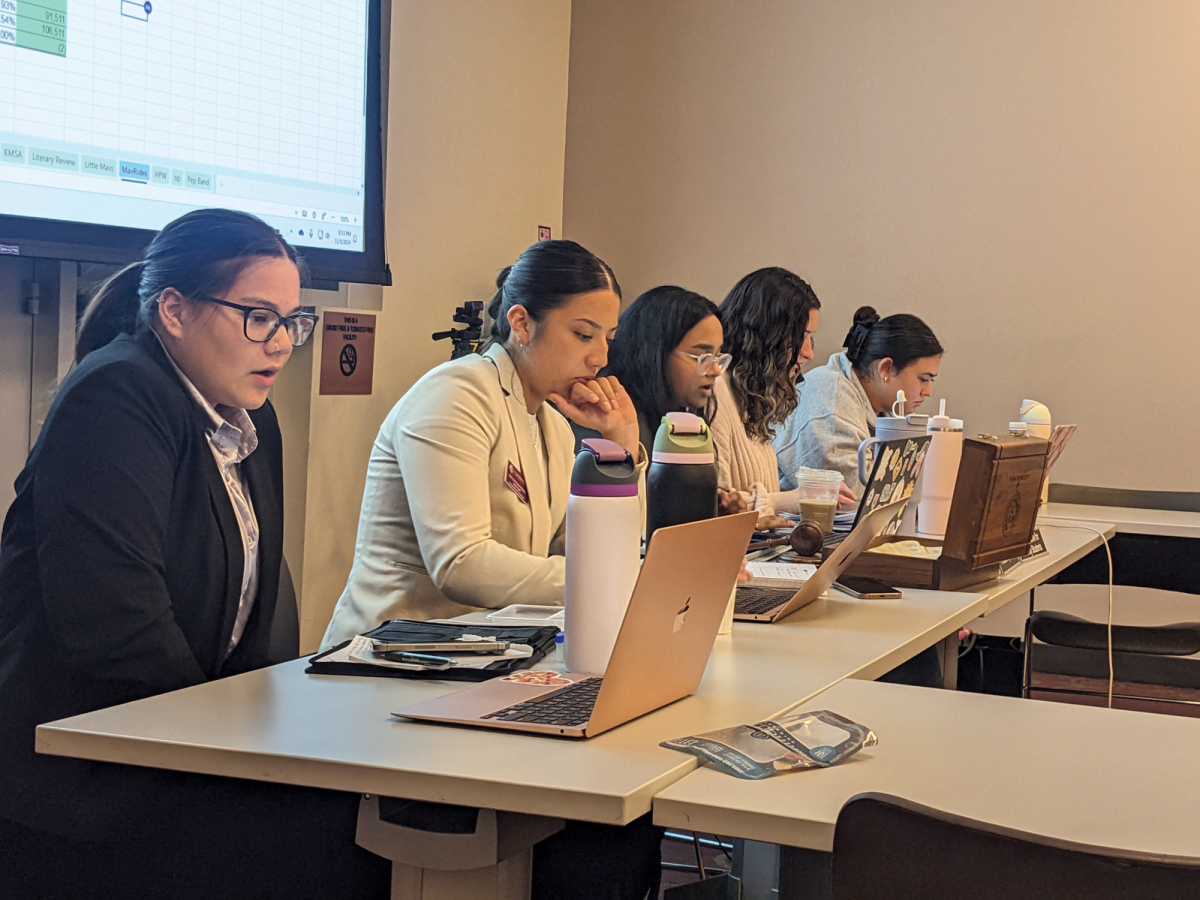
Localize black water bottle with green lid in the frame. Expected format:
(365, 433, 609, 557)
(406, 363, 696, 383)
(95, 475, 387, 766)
(646, 412, 718, 545)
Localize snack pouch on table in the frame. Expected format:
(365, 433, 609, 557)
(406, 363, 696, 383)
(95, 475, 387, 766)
(661, 709, 877, 780)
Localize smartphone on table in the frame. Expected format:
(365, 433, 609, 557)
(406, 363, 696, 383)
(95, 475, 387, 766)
(832, 576, 902, 599)
(370, 640, 510, 654)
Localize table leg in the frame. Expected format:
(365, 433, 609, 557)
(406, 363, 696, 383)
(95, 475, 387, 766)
(355, 794, 564, 900)
(938, 632, 958, 690)
(779, 846, 832, 900)
(729, 838, 779, 899)
(389, 854, 533, 899)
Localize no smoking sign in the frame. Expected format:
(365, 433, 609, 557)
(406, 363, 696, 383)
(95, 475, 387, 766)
(320, 311, 376, 395)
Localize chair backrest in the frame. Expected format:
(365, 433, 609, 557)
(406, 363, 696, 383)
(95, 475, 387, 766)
(1031, 610, 1200, 657)
(832, 793, 1200, 900)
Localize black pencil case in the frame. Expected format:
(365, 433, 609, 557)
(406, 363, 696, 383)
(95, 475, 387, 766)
(305, 619, 560, 681)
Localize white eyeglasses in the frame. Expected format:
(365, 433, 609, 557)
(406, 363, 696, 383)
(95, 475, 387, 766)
(676, 351, 733, 375)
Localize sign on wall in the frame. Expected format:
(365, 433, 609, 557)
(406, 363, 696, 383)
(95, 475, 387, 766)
(319, 311, 376, 395)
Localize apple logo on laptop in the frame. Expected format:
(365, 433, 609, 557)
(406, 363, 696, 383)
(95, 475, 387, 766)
(673, 597, 691, 633)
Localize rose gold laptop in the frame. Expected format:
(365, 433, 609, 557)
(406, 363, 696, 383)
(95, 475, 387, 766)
(394, 511, 757, 739)
(733, 499, 908, 623)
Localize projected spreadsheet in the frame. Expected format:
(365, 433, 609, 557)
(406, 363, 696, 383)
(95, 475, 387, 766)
(0, 0, 368, 251)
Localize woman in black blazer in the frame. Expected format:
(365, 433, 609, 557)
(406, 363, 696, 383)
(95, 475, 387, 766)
(0, 210, 389, 898)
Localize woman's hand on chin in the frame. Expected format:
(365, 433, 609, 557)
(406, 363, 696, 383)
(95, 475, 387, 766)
(549, 376, 640, 459)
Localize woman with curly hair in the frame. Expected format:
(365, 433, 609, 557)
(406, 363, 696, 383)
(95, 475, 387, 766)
(710, 267, 853, 523)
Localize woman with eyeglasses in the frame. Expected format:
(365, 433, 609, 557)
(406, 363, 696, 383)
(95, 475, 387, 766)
(568, 285, 748, 514)
(0, 209, 390, 899)
(570, 286, 726, 441)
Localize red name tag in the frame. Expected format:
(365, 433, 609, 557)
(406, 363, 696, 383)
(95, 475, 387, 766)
(505, 461, 529, 505)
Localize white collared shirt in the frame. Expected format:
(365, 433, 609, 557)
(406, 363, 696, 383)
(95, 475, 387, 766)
(155, 335, 261, 656)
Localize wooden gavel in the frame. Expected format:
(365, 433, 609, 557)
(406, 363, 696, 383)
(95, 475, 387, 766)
(746, 519, 826, 556)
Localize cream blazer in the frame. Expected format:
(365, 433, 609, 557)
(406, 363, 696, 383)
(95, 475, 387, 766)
(320, 344, 576, 648)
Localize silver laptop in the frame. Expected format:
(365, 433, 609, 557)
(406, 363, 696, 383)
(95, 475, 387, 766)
(733, 499, 907, 623)
(394, 511, 758, 739)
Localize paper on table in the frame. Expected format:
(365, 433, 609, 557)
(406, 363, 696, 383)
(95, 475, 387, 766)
(343, 634, 533, 670)
(865, 541, 942, 559)
(746, 561, 817, 583)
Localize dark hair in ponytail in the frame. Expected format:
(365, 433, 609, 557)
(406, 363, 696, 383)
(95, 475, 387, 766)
(485, 240, 619, 346)
(603, 285, 722, 426)
(843, 306, 943, 376)
(76, 208, 305, 362)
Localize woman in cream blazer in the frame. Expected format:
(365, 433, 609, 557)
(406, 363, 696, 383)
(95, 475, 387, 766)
(321, 240, 642, 649)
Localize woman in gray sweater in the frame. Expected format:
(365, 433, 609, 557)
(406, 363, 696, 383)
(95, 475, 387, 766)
(774, 306, 944, 496)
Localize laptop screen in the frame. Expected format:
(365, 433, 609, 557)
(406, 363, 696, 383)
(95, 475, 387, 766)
(851, 435, 933, 533)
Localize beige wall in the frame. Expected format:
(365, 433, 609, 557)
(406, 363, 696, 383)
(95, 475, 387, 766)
(564, 0, 1200, 491)
(278, 0, 573, 651)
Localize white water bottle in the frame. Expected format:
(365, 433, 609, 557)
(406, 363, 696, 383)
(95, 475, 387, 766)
(564, 438, 642, 675)
(916, 399, 963, 537)
(1020, 400, 1052, 502)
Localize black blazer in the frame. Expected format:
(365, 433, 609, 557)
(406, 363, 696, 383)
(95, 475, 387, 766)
(0, 329, 285, 839)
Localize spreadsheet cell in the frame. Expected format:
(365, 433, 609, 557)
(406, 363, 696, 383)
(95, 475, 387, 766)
(9, 0, 67, 57)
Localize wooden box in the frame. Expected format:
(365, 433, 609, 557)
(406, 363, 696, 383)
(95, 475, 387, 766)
(842, 535, 1003, 591)
(834, 435, 1048, 590)
(941, 435, 1049, 568)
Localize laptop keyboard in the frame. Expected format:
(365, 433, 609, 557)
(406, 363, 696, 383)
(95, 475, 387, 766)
(735, 586, 797, 616)
(480, 676, 602, 726)
(823, 531, 849, 550)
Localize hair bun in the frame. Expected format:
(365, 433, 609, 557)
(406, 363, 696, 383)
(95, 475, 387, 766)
(843, 306, 880, 364)
(852, 306, 880, 328)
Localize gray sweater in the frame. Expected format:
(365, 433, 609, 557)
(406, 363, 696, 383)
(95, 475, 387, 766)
(772, 352, 877, 496)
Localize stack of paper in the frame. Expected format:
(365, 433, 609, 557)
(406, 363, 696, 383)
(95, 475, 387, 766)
(746, 561, 817, 587)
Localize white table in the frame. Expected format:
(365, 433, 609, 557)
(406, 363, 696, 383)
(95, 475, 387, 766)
(37, 586, 987, 900)
(654, 678, 1200, 897)
(1041, 503, 1200, 540)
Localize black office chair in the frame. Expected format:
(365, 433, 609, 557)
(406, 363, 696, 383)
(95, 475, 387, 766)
(1023, 610, 1200, 714)
(831, 792, 1200, 899)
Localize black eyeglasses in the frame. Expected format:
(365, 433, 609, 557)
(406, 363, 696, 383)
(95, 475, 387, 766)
(198, 296, 318, 347)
